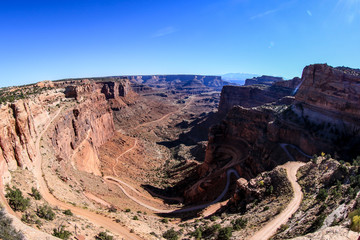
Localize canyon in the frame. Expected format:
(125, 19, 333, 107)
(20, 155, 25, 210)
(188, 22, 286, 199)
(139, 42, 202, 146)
(0, 66, 359, 240)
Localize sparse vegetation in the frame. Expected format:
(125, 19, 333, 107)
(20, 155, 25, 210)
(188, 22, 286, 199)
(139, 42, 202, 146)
(163, 228, 179, 240)
(232, 217, 247, 230)
(36, 205, 55, 221)
(31, 187, 42, 200)
(316, 188, 328, 201)
(217, 227, 233, 240)
(63, 209, 73, 216)
(108, 205, 117, 213)
(0, 208, 25, 240)
(52, 225, 72, 239)
(161, 217, 169, 223)
(307, 213, 326, 233)
(95, 231, 114, 240)
(5, 186, 30, 212)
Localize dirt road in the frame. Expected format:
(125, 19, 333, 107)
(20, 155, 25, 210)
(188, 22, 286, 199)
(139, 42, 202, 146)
(249, 161, 305, 240)
(112, 138, 138, 176)
(34, 107, 143, 240)
(134, 95, 195, 129)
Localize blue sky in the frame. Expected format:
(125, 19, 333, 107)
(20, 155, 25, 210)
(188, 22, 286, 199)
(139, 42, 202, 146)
(1, 0, 359, 87)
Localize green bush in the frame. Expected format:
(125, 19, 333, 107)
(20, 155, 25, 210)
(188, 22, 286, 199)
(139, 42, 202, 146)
(63, 209, 73, 216)
(162, 228, 179, 240)
(133, 216, 138, 220)
(31, 187, 41, 200)
(307, 214, 326, 233)
(351, 215, 360, 232)
(95, 231, 113, 240)
(5, 186, 30, 212)
(191, 228, 202, 240)
(21, 212, 37, 224)
(125, 208, 131, 212)
(108, 205, 117, 213)
(161, 218, 169, 223)
(203, 224, 221, 238)
(232, 217, 247, 230)
(217, 227, 233, 240)
(53, 225, 71, 239)
(0, 208, 25, 240)
(36, 205, 55, 220)
(278, 224, 289, 233)
(317, 188, 328, 201)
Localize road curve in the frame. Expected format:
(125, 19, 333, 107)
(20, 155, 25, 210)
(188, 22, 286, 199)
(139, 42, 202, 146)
(34, 107, 143, 240)
(249, 161, 305, 240)
(105, 168, 241, 214)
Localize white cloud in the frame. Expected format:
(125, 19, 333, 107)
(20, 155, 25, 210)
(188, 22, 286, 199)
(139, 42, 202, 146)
(152, 26, 177, 38)
(307, 10, 312, 16)
(250, 0, 298, 20)
(251, 9, 279, 20)
(348, 14, 355, 23)
(268, 41, 275, 49)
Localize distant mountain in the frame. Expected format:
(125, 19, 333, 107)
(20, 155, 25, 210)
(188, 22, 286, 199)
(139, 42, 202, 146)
(221, 73, 259, 85)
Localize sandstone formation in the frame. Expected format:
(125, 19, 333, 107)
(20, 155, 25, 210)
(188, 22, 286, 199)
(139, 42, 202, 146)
(52, 89, 115, 176)
(0, 100, 43, 174)
(183, 64, 360, 204)
(245, 75, 283, 86)
(295, 64, 360, 123)
(218, 77, 300, 114)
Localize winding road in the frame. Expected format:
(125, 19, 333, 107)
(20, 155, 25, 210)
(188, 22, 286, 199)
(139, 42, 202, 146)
(33, 107, 142, 240)
(249, 161, 305, 240)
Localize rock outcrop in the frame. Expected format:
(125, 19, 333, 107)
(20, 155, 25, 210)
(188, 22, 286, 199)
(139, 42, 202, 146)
(51, 90, 115, 176)
(183, 64, 360, 204)
(245, 75, 283, 86)
(0, 78, 135, 179)
(295, 64, 360, 123)
(218, 77, 300, 114)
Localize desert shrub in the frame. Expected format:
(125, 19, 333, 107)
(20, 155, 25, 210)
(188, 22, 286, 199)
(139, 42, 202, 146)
(53, 225, 71, 239)
(5, 186, 30, 212)
(307, 214, 326, 233)
(0, 208, 25, 240)
(133, 216, 138, 220)
(211, 215, 219, 221)
(108, 205, 117, 213)
(63, 209, 73, 216)
(36, 205, 55, 220)
(266, 185, 274, 195)
(203, 224, 221, 238)
(31, 187, 41, 200)
(95, 231, 113, 240)
(161, 218, 169, 223)
(278, 224, 289, 233)
(125, 208, 131, 212)
(232, 217, 247, 230)
(317, 188, 328, 201)
(351, 215, 360, 232)
(264, 206, 270, 211)
(162, 228, 179, 240)
(21, 212, 37, 224)
(217, 227, 233, 240)
(191, 228, 202, 240)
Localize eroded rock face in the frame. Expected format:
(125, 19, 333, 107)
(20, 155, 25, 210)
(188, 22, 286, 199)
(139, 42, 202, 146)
(295, 64, 360, 122)
(230, 167, 292, 208)
(245, 75, 283, 86)
(184, 64, 360, 204)
(218, 78, 300, 114)
(0, 78, 135, 179)
(0, 100, 40, 171)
